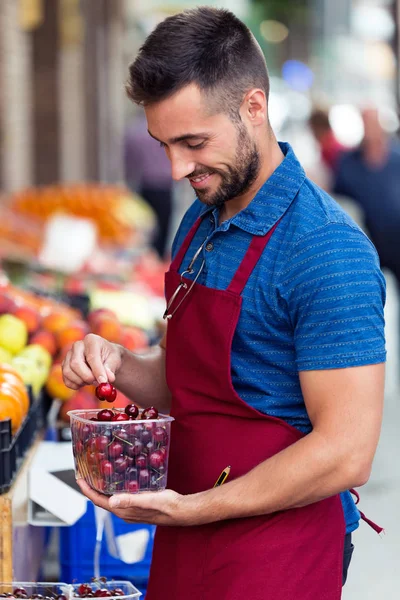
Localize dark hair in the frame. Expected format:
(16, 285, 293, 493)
(309, 108, 331, 133)
(126, 7, 270, 121)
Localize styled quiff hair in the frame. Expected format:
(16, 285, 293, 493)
(126, 6, 270, 121)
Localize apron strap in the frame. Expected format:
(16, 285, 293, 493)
(170, 216, 203, 271)
(350, 489, 384, 535)
(228, 220, 281, 295)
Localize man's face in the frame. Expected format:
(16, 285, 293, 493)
(145, 84, 260, 208)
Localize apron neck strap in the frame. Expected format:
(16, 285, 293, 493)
(171, 216, 203, 271)
(228, 220, 280, 295)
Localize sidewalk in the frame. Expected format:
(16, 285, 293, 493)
(343, 272, 400, 599)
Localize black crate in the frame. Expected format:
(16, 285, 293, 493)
(0, 388, 52, 494)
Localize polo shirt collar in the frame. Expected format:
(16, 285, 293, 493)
(200, 142, 306, 236)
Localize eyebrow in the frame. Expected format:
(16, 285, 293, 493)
(147, 130, 209, 145)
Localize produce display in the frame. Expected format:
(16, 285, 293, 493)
(0, 280, 150, 436)
(69, 395, 173, 495)
(7, 184, 155, 249)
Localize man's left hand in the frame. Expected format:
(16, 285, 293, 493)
(77, 478, 200, 526)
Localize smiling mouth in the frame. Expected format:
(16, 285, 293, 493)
(189, 173, 211, 183)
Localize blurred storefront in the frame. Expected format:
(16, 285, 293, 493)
(0, 0, 126, 191)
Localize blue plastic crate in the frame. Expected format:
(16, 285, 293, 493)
(60, 502, 154, 586)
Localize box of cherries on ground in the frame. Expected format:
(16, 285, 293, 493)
(68, 383, 174, 495)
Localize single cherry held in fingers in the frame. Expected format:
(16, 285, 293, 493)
(124, 403, 139, 419)
(95, 382, 117, 403)
(141, 406, 158, 420)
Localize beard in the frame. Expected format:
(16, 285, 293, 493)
(190, 124, 261, 209)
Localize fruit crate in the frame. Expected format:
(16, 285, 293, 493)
(60, 502, 154, 591)
(0, 387, 52, 494)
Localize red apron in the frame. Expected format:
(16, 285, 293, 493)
(146, 216, 346, 600)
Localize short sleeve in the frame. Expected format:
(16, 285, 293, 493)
(279, 222, 386, 371)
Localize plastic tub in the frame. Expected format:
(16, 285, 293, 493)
(0, 582, 141, 600)
(68, 409, 173, 495)
(70, 580, 141, 599)
(0, 582, 70, 598)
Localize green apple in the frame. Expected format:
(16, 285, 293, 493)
(18, 344, 52, 371)
(12, 355, 48, 396)
(0, 346, 13, 363)
(0, 314, 28, 354)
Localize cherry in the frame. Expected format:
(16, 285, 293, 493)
(139, 469, 150, 488)
(153, 427, 167, 443)
(13, 591, 27, 599)
(77, 586, 92, 597)
(95, 383, 117, 402)
(126, 456, 134, 467)
(136, 454, 147, 468)
(127, 480, 139, 493)
(96, 451, 106, 463)
(112, 413, 129, 422)
(95, 435, 109, 452)
(132, 423, 143, 435)
(149, 450, 164, 469)
(114, 456, 129, 473)
(124, 403, 139, 419)
(140, 430, 152, 445)
(141, 406, 158, 420)
(107, 440, 123, 458)
(127, 440, 143, 457)
(57, 595, 68, 600)
(97, 409, 114, 422)
(75, 440, 84, 454)
(110, 590, 124, 597)
(114, 428, 128, 441)
(100, 460, 114, 477)
(146, 441, 155, 454)
(87, 438, 98, 453)
(81, 424, 92, 440)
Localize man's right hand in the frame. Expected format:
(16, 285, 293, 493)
(62, 333, 123, 390)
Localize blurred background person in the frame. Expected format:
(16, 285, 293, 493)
(309, 107, 347, 174)
(124, 110, 174, 259)
(333, 108, 400, 289)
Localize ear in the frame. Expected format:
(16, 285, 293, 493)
(240, 89, 267, 127)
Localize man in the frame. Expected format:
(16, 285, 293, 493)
(309, 107, 346, 173)
(124, 110, 174, 258)
(62, 8, 385, 600)
(334, 107, 400, 288)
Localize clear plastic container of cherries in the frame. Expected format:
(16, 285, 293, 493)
(68, 383, 173, 495)
(0, 580, 141, 600)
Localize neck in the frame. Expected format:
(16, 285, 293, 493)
(219, 135, 285, 223)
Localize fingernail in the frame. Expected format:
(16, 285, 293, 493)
(110, 496, 120, 508)
(98, 375, 107, 384)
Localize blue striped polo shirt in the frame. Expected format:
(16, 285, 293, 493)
(171, 142, 386, 534)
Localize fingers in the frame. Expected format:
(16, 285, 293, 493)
(84, 334, 111, 384)
(62, 341, 96, 389)
(77, 478, 111, 510)
(61, 334, 121, 389)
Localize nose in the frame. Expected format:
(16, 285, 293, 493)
(169, 153, 196, 182)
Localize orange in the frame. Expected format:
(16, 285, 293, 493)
(0, 375, 29, 412)
(0, 363, 24, 383)
(0, 390, 25, 434)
